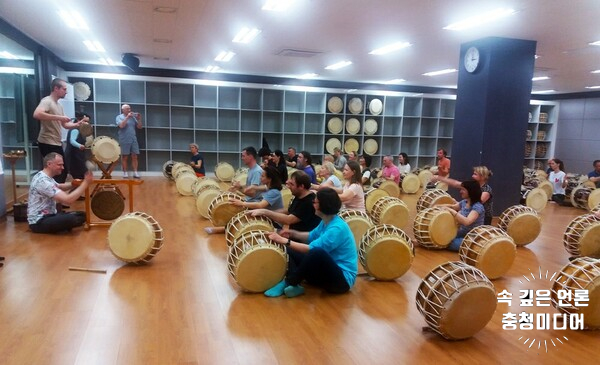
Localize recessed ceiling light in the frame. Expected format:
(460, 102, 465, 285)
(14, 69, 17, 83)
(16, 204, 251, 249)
(589, 41, 600, 46)
(98, 57, 116, 66)
(83, 40, 105, 52)
(591, 70, 600, 74)
(205, 65, 221, 72)
(422, 69, 457, 76)
(153, 38, 173, 44)
(215, 51, 235, 62)
(532, 76, 550, 81)
(325, 61, 352, 70)
(369, 42, 411, 55)
(585, 86, 600, 89)
(262, 0, 294, 11)
(57, 10, 89, 30)
(443, 8, 515, 31)
(232, 28, 261, 43)
(154, 7, 177, 13)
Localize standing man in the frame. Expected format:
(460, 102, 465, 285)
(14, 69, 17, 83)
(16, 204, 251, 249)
(33, 78, 85, 183)
(27, 152, 93, 234)
(588, 160, 600, 188)
(116, 104, 142, 178)
(189, 143, 205, 177)
(436, 148, 451, 177)
(286, 147, 298, 168)
(249, 170, 321, 232)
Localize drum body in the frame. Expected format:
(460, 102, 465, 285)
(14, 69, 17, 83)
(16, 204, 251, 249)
(459, 225, 516, 279)
(537, 180, 553, 200)
(370, 196, 409, 228)
(572, 186, 600, 211)
(227, 230, 288, 293)
(215, 162, 236, 182)
(416, 189, 455, 213)
(195, 185, 222, 219)
(416, 261, 497, 340)
(413, 207, 457, 249)
(497, 205, 541, 246)
(208, 192, 246, 226)
(173, 164, 194, 180)
(359, 225, 413, 280)
(108, 212, 164, 264)
(192, 177, 221, 197)
(232, 167, 249, 187)
(225, 211, 275, 247)
(401, 173, 420, 194)
(175, 170, 197, 196)
(523, 187, 547, 212)
(551, 257, 600, 329)
(170, 162, 189, 179)
(162, 160, 175, 180)
(338, 209, 374, 249)
(91, 185, 124, 220)
(563, 214, 600, 258)
(378, 180, 400, 198)
(281, 188, 293, 209)
(91, 136, 121, 164)
(418, 170, 433, 188)
(365, 188, 389, 214)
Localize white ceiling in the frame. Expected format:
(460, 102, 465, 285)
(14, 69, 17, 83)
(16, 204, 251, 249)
(1, 0, 600, 94)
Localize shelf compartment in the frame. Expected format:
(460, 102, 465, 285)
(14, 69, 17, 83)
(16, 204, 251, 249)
(304, 135, 324, 155)
(422, 99, 440, 118)
(381, 137, 400, 156)
(95, 103, 121, 126)
(170, 83, 193, 106)
(195, 131, 218, 151)
(171, 129, 193, 150)
(384, 96, 403, 116)
(402, 117, 420, 136)
(171, 106, 194, 129)
(401, 137, 419, 156)
(263, 133, 283, 152)
(284, 113, 303, 133)
(146, 105, 170, 128)
(305, 113, 324, 134)
(420, 118, 438, 137)
(146, 82, 170, 105)
(195, 85, 217, 108)
(440, 99, 456, 118)
(418, 137, 437, 156)
(241, 88, 262, 110)
(95, 79, 120, 102)
(241, 110, 261, 131)
(403, 97, 422, 117)
(263, 89, 284, 111)
(195, 108, 217, 130)
(146, 129, 170, 150)
(241, 132, 261, 150)
(382, 117, 401, 136)
(219, 131, 240, 152)
(263, 112, 283, 132)
(218, 87, 240, 109)
(305, 92, 326, 113)
(120, 80, 145, 103)
(218, 109, 240, 130)
(285, 91, 305, 112)
(147, 151, 172, 171)
(438, 119, 454, 138)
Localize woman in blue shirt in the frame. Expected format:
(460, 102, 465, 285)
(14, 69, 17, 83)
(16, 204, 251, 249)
(265, 188, 358, 298)
(231, 166, 283, 211)
(442, 180, 485, 251)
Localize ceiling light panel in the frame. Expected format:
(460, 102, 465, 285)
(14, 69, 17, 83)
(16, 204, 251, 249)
(532, 76, 550, 81)
(57, 10, 89, 30)
(215, 51, 235, 62)
(232, 28, 261, 43)
(262, 0, 295, 11)
(325, 61, 352, 70)
(83, 40, 105, 52)
(369, 42, 411, 55)
(205, 65, 221, 72)
(444, 8, 515, 31)
(422, 69, 457, 76)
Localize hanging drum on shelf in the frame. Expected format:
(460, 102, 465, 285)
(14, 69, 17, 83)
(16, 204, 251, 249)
(327, 96, 343, 113)
(368, 98, 383, 115)
(535, 143, 547, 158)
(364, 118, 378, 135)
(327, 117, 343, 134)
(539, 112, 549, 123)
(344, 138, 359, 154)
(363, 138, 378, 155)
(325, 137, 342, 155)
(348, 97, 363, 114)
(524, 142, 533, 158)
(346, 118, 360, 135)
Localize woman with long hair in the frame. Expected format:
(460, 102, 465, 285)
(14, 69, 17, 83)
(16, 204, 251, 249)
(271, 149, 288, 183)
(338, 160, 365, 212)
(312, 161, 342, 191)
(398, 152, 411, 176)
(442, 180, 485, 251)
(548, 158, 567, 205)
(265, 188, 358, 298)
(359, 154, 372, 186)
(231, 165, 283, 210)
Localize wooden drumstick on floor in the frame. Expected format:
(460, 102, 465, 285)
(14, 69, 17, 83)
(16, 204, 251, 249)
(68, 266, 107, 274)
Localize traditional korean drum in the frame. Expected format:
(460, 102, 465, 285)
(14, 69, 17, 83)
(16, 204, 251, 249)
(523, 187, 547, 212)
(416, 261, 497, 340)
(551, 257, 600, 329)
(378, 180, 400, 198)
(571, 186, 600, 211)
(227, 230, 287, 293)
(232, 168, 249, 187)
(370, 196, 409, 228)
(563, 214, 600, 258)
(215, 162, 236, 182)
(338, 209, 374, 249)
(207, 192, 246, 226)
(162, 160, 175, 180)
(401, 173, 420, 194)
(359, 224, 413, 281)
(91, 185, 124, 220)
(192, 177, 221, 197)
(79, 122, 93, 138)
(416, 189, 455, 213)
(535, 143, 547, 158)
(498, 205, 541, 246)
(195, 185, 222, 219)
(225, 211, 275, 247)
(459, 225, 516, 279)
(175, 170, 197, 196)
(170, 162, 190, 179)
(364, 188, 389, 214)
(108, 211, 164, 264)
(91, 136, 121, 164)
(537, 180, 553, 200)
(281, 188, 293, 209)
(173, 164, 194, 180)
(413, 207, 457, 249)
(418, 169, 433, 188)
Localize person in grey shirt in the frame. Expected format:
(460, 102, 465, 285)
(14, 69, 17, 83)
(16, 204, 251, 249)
(333, 147, 347, 171)
(115, 104, 143, 178)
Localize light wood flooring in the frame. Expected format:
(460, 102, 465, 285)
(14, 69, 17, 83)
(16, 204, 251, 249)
(0, 177, 598, 365)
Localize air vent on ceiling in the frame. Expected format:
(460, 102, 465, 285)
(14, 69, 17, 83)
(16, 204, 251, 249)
(276, 48, 323, 58)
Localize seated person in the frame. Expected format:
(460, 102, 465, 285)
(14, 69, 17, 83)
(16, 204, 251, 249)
(248, 170, 321, 232)
(339, 161, 365, 212)
(588, 160, 600, 188)
(231, 166, 283, 211)
(398, 152, 411, 177)
(333, 147, 347, 171)
(189, 143, 205, 177)
(312, 161, 342, 191)
(28, 152, 93, 234)
(379, 155, 400, 185)
(440, 180, 484, 251)
(359, 154, 372, 186)
(264, 188, 358, 298)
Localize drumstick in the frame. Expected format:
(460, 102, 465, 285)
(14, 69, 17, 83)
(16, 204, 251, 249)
(68, 266, 107, 274)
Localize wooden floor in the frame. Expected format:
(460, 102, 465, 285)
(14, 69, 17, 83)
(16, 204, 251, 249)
(0, 177, 598, 365)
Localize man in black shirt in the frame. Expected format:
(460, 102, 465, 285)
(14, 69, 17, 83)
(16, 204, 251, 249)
(248, 170, 321, 232)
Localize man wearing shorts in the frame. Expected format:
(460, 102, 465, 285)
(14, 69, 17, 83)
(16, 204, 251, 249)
(116, 104, 143, 178)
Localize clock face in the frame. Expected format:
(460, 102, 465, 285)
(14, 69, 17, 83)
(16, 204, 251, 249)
(464, 47, 480, 73)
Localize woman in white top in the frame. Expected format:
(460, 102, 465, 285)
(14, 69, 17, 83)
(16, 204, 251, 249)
(312, 161, 342, 191)
(398, 152, 411, 176)
(338, 161, 365, 212)
(548, 158, 568, 205)
(359, 154, 372, 186)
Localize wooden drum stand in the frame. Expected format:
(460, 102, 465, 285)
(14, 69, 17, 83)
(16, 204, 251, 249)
(84, 179, 143, 229)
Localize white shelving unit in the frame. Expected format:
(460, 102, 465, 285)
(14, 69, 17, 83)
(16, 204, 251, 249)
(524, 100, 559, 169)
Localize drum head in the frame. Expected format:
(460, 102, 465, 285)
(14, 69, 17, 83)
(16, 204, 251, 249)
(209, 193, 246, 226)
(365, 189, 389, 214)
(91, 187, 124, 220)
(588, 189, 600, 210)
(579, 221, 600, 257)
(327, 117, 343, 134)
(328, 96, 343, 113)
(507, 212, 541, 246)
(281, 188, 293, 209)
(339, 210, 373, 249)
(429, 211, 457, 247)
(344, 138, 359, 154)
(375, 199, 409, 228)
(176, 172, 197, 196)
(108, 214, 157, 262)
(364, 119, 378, 135)
(196, 187, 221, 219)
(525, 188, 547, 212)
(368, 98, 383, 115)
(363, 139, 378, 155)
(402, 174, 420, 194)
(215, 162, 235, 182)
(536, 180, 553, 199)
(346, 118, 360, 135)
(325, 138, 342, 155)
(418, 170, 433, 188)
(475, 237, 516, 279)
(226, 212, 275, 247)
(79, 123, 93, 138)
(162, 160, 175, 179)
(92, 136, 121, 164)
(235, 247, 287, 292)
(439, 285, 497, 340)
(379, 180, 400, 198)
(364, 237, 413, 280)
(348, 97, 363, 114)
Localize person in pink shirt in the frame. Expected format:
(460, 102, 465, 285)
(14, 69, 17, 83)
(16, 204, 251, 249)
(381, 155, 400, 184)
